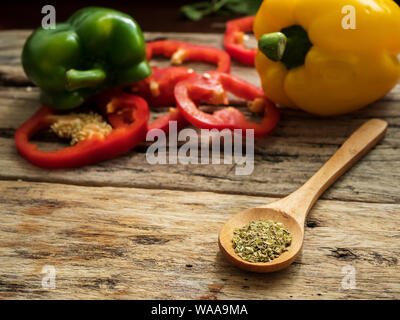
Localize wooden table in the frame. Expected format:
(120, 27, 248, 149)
(0, 30, 399, 300)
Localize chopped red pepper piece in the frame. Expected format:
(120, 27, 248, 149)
(224, 16, 257, 66)
(174, 72, 279, 138)
(14, 93, 149, 169)
(146, 40, 231, 73)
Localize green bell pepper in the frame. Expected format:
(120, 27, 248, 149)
(22, 7, 152, 110)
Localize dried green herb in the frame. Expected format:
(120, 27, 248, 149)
(232, 220, 292, 263)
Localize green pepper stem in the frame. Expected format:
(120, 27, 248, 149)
(258, 32, 287, 62)
(66, 68, 107, 91)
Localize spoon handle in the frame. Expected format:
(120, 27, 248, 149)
(268, 119, 388, 225)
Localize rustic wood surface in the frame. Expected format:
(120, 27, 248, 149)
(0, 30, 399, 299)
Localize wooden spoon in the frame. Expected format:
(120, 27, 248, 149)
(219, 119, 388, 273)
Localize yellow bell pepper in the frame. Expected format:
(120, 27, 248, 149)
(254, 0, 400, 116)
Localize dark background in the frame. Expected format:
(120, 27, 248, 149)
(0, 1, 234, 32)
(1, 0, 400, 32)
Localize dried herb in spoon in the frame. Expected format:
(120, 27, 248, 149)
(232, 220, 292, 263)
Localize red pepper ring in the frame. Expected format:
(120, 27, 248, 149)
(175, 72, 279, 138)
(14, 93, 149, 169)
(224, 16, 257, 66)
(146, 40, 231, 74)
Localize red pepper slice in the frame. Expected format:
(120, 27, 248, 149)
(148, 107, 187, 133)
(14, 93, 149, 169)
(136, 40, 231, 134)
(146, 40, 231, 74)
(102, 83, 188, 135)
(128, 66, 196, 135)
(131, 66, 197, 107)
(174, 72, 279, 138)
(224, 16, 257, 66)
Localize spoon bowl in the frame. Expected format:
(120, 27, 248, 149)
(219, 207, 304, 272)
(219, 119, 388, 273)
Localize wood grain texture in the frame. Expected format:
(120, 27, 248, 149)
(0, 30, 399, 300)
(0, 30, 399, 203)
(0, 181, 399, 299)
